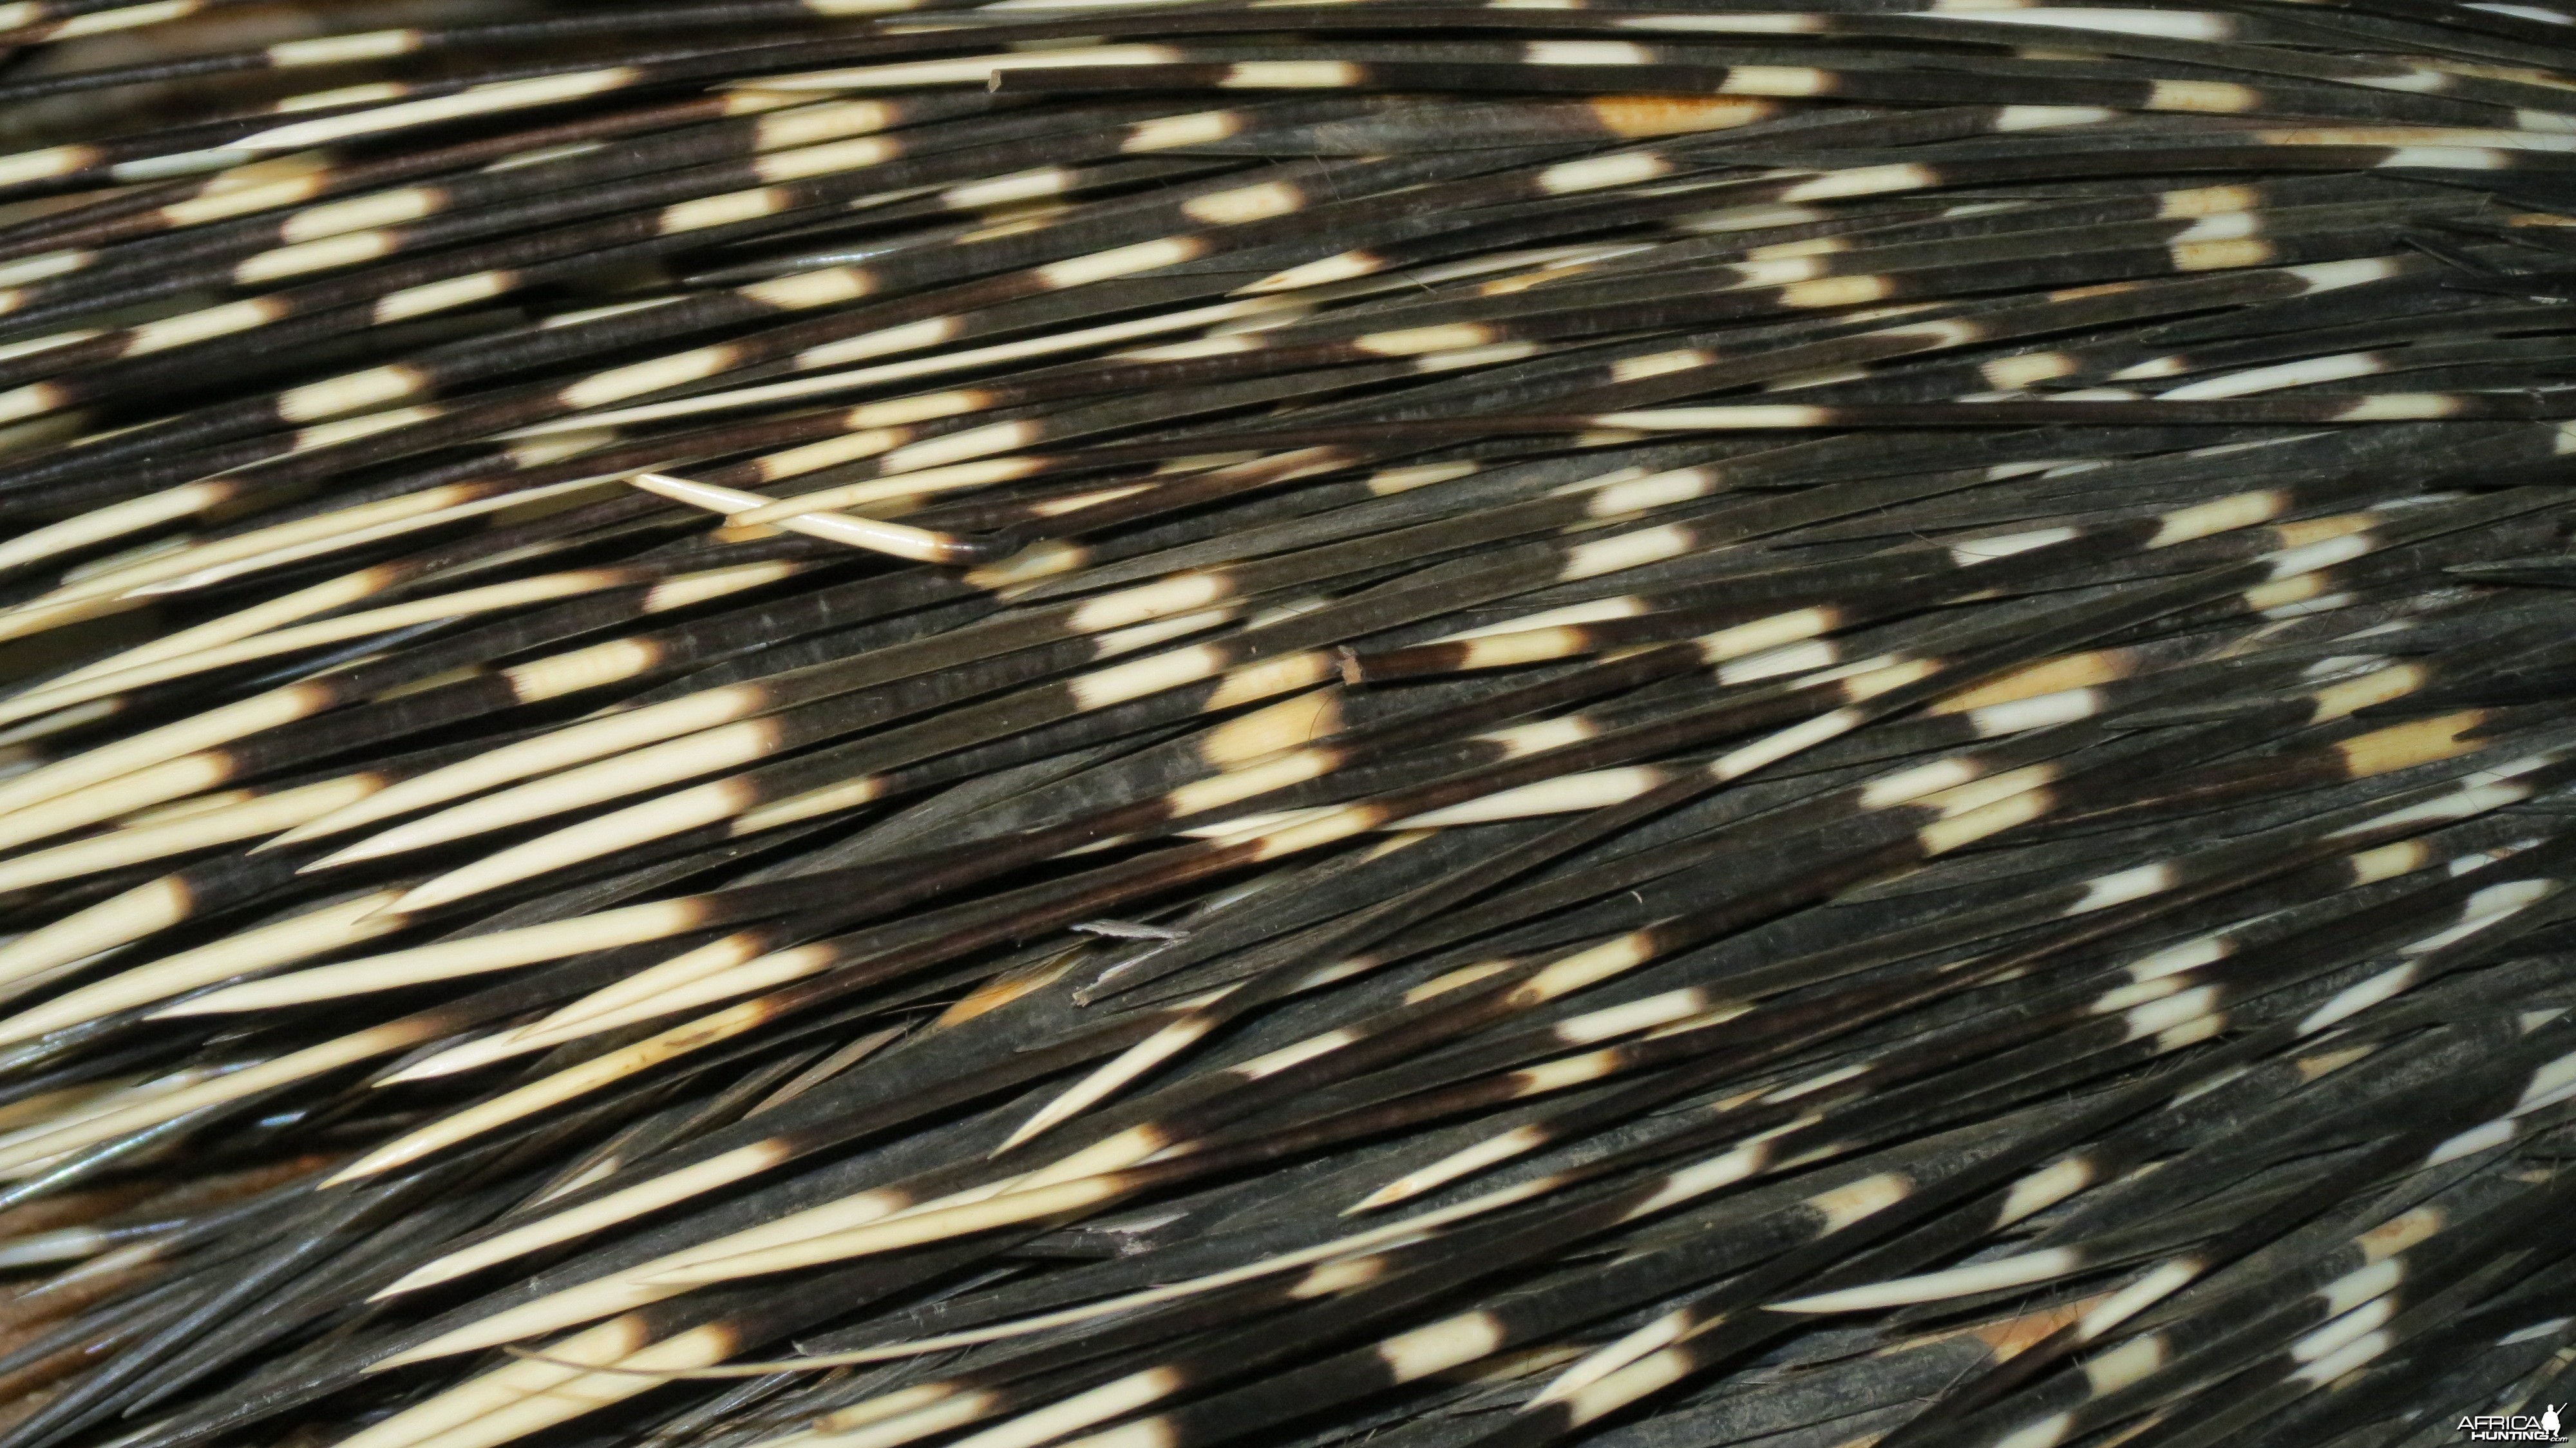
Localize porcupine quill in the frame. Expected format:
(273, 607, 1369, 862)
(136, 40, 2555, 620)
(0, 3, 2573, 1447)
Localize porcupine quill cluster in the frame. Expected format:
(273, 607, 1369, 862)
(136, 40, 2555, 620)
(5, 3, 2576, 1448)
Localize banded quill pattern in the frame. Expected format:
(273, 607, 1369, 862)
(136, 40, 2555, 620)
(0, 5, 2570, 1448)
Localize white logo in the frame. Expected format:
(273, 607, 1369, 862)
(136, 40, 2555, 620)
(2461, 1405, 2568, 1442)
